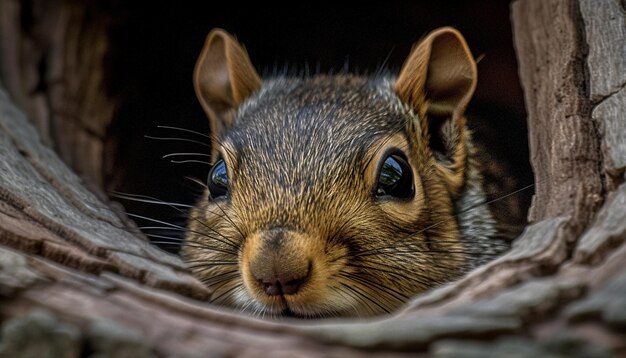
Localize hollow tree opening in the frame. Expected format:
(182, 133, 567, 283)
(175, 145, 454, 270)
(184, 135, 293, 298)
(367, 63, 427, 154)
(1, 0, 623, 356)
(0, 1, 532, 253)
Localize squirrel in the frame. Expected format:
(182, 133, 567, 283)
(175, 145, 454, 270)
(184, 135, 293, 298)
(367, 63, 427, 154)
(182, 27, 527, 318)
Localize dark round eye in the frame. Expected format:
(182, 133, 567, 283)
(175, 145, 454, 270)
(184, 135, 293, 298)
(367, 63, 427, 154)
(208, 159, 229, 199)
(375, 154, 414, 199)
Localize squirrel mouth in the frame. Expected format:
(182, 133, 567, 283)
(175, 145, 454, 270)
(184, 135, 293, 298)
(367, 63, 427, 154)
(273, 295, 309, 319)
(280, 307, 298, 318)
(277, 295, 300, 318)
(278, 306, 313, 319)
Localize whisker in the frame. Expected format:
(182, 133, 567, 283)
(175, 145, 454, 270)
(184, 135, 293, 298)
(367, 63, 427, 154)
(186, 217, 241, 250)
(184, 176, 208, 188)
(140, 224, 241, 252)
(169, 159, 211, 165)
(340, 283, 390, 314)
(350, 183, 534, 258)
(184, 239, 239, 255)
(201, 271, 239, 286)
(424, 183, 534, 236)
(210, 280, 243, 303)
(211, 286, 241, 306)
(355, 248, 505, 258)
(475, 183, 535, 212)
(110, 192, 193, 208)
(124, 210, 239, 253)
(144, 135, 211, 147)
(338, 272, 409, 302)
(187, 262, 238, 270)
(113, 191, 241, 249)
(156, 125, 212, 139)
(346, 262, 436, 288)
(328, 286, 361, 317)
(334, 285, 368, 316)
(346, 262, 413, 283)
(163, 152, 211, 159)
(124, 212, 184, 229)
(209, 195, 246, 240)
(144, 234, 184, 242)
(353, 239, 509, 258)
(151, 238, 238, 256)
(140, 226, 186, 232)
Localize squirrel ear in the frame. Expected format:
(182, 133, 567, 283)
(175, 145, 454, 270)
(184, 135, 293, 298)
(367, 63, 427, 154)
(395, 27, 477, 196)
(193, 29, 261, 156)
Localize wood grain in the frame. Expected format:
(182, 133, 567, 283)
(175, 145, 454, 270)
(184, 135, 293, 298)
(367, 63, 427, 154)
(0, 0, 625, 356)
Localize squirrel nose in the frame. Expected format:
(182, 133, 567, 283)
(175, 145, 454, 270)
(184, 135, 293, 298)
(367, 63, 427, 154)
(248, 228, 312, 296)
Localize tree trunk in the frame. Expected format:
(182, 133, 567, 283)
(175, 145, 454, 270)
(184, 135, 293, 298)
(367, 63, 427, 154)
(0, 0, 117, 191)
(0, 0, 625, 356)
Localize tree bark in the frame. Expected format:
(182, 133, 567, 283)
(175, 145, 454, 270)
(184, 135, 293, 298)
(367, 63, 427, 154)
(0, 0, 625, 356)
(0, 0, 117, 190)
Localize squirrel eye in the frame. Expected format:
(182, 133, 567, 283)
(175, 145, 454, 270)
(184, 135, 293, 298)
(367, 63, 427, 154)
(375, 154, 414, 199)
(208, 159, 229, 199)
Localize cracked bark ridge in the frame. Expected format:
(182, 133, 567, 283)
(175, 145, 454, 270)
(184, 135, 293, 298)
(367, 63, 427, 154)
(0, 0, 625, 356)
(512, 0, 603, 227)
(579, 0, 626, 184)
(579, 0, 626, 105)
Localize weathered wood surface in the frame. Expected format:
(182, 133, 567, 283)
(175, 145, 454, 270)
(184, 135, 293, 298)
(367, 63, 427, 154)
(0, 0, 625, 356)
(0, 0, 116, 189)
(513, 0, 604, 226)
(579, 0, 626, 184)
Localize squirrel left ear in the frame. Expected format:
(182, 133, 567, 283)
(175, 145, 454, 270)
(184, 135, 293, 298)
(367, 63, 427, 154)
(395, 27, 477, 197)
(193, 29, 261, 161)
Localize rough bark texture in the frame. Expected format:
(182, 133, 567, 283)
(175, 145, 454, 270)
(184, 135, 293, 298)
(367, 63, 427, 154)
(0, 0, 625, 356)
(0, 0, 116, 190)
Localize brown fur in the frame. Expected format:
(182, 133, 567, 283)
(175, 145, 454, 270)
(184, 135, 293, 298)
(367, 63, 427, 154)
(182, 28, 512, 318)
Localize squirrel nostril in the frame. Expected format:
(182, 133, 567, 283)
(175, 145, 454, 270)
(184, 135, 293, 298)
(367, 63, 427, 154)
(258, 274, 308, 296)
(282, 276, 306, 295)
(259, 278, 283, 296)
(255, 261, 312, 297)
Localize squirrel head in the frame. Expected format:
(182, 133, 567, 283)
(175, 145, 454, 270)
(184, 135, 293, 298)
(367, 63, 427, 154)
(184, 28, 482, 317)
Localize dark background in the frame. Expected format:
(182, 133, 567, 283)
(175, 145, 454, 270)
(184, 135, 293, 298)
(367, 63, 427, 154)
(104, 1, 531, 251)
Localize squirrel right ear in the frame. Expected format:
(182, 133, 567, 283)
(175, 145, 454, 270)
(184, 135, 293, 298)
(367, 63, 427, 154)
(193, 29, 261, 157)
(395, 27, 477, 197)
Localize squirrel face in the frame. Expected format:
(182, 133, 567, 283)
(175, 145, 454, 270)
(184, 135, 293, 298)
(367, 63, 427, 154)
(183, 28, 507, 317)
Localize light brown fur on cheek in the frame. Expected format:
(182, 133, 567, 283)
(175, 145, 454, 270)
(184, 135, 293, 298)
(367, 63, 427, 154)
(182, 193, 245, 306)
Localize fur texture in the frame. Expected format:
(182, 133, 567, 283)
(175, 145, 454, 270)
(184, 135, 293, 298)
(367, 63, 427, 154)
(183, 75, 508, 317)
(183, 28, 516, 318)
